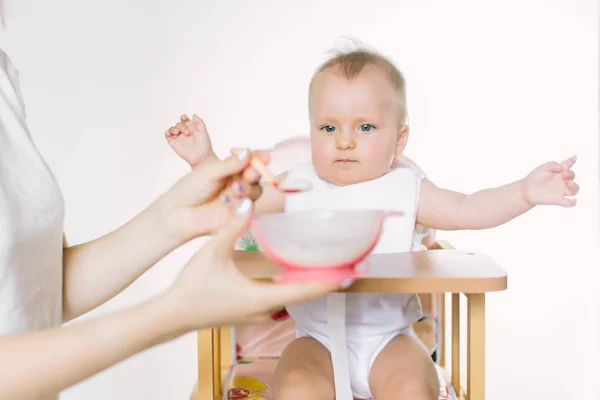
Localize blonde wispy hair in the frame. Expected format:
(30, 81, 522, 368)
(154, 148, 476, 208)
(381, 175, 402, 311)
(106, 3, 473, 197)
(309, 38, 409, 125)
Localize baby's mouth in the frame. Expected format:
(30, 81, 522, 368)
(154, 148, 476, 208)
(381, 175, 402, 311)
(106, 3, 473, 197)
(334, 158, 358, 163)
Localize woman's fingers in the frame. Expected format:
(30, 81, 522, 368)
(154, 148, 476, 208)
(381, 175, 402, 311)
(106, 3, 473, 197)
(242, 167, 261, 183)
(230, 149, 271, 183)
(193, 148, 269, 206)
(248, 184, 263, 201)
(252, 150, 271, 165)
(204, 149, 269, 200)
(199, 151, 251, 182)
(204, 197, 253, 261)
(224, 177, 263, 201)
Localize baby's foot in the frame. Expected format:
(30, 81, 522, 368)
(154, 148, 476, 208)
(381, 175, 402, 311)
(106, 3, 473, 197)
(165, 114, 217, 168)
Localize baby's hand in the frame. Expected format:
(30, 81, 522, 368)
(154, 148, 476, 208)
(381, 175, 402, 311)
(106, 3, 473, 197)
(165, 114, 218, 168)
(521, 155, 579, 207)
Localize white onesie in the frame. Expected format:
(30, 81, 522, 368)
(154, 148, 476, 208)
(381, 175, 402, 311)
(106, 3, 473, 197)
(285, 162, 424, 399)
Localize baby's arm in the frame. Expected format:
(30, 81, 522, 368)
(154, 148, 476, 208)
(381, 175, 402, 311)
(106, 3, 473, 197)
(165, 114, 285, 214)
(165, 114, 218, 168)
(417, 180, 532, 230)
(417, 156, 579, 230)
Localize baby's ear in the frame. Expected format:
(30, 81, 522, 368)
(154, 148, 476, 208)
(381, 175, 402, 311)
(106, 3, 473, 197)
(395, 125, 410, 156)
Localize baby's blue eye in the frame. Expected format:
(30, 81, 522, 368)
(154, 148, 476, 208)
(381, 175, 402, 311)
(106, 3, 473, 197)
(360, 124, 374, 132)
(322, 125, 336, 133)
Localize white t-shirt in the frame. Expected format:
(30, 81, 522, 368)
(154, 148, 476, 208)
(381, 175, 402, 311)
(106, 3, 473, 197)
(0, 48, 64, 337)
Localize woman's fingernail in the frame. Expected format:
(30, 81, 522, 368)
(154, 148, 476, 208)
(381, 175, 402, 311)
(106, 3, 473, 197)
(247, 168, 260, 182)
(236, 197, 252, 214)
(233, 182, 244, 194)
(235, 148, 249, 161)
(340, 279, 355, 289)
(221, 194, 232, 204)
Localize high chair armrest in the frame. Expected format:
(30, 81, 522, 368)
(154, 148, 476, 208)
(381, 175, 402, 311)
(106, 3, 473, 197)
(233, 249, 507, 294)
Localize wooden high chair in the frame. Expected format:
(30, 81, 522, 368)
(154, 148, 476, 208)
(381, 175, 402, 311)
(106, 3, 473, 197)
(192, 241, 507, 400)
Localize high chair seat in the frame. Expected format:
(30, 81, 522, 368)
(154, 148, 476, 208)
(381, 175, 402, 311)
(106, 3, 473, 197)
(211, 357, 457, 400)
(194, 242, 507, 400)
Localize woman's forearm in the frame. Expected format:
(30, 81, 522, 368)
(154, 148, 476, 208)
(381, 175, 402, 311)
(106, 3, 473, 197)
(0, 294, 182, 400)
(62, 199, 182, 322)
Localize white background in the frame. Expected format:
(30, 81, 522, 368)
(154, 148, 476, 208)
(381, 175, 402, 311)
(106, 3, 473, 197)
(1, 0, 598, 399)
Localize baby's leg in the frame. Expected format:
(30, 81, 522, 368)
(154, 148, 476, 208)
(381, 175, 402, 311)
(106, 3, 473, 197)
(413, 315, 438, 354)
(369, 334, 439, 400)
(273, 337, 334, 400)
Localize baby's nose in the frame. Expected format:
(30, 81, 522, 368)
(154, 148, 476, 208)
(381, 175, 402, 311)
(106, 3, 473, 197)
(335, 132, 356, 150)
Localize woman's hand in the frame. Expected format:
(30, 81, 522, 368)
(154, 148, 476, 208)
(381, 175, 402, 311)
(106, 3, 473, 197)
(158, 149, 269, 242)
(164, 198, 346, 331)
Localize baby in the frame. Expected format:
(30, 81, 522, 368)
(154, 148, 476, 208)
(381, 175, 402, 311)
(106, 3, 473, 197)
(166, 48, 578, 400)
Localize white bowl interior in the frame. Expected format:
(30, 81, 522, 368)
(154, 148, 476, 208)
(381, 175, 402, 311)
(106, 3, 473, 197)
(251, 210, 387, 268)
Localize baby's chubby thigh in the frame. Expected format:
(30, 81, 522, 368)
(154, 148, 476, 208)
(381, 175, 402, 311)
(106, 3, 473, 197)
(274, 299, 335, 400)
(272, 335, 335, 400)
(368, 329, 439, 400)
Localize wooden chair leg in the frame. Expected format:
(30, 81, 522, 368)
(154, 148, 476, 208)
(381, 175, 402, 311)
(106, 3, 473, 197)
(451, 293, 460, 391)
(220, 326, 233, 389)
(440, 293, 446, 368)
(213, 328, 222, 395)
(197, 328, 220, 400)
(467, 294, 485, 400)
(220, 327, 232, 368)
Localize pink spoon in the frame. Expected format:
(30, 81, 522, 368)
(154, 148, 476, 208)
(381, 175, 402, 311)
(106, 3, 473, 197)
(233, 149, 312, 193)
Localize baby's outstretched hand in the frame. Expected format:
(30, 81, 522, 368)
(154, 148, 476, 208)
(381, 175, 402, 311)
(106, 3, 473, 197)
(165, 114, 218, 168)
(522, 155, 579, 207)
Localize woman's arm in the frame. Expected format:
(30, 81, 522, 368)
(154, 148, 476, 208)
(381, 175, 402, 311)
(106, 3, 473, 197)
(62, 200, 181, 321)
(62, 166, 284, 322)
(4, 197, 341, 400)
(62, 152, 265, 322)
(0, 294, 180, 400)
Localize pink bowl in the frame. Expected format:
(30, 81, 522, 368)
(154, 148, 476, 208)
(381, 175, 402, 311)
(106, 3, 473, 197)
(250, 210, 402, 270)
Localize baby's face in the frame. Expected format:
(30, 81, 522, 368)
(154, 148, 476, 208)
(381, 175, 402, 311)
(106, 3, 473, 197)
(309, 66, 403, 186)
